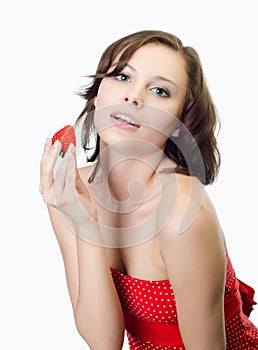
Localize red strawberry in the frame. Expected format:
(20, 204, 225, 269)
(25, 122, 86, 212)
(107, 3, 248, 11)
(52, 125, 76, 157)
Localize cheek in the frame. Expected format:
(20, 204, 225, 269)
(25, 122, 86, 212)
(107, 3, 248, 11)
(94, 92, 104, 109)
(94, 83, 106, 108)
(140, 105, 179, 138)
(166, 99, 186, 119)
(95, 81, 119, 108)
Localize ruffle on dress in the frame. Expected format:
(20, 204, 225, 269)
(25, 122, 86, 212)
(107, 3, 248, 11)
(238, 278, 257, 317)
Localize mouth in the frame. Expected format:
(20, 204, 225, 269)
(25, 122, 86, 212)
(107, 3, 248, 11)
(111, 114, 140, 128)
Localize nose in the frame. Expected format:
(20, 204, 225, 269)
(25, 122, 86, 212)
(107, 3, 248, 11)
(123, 95, 142, 108)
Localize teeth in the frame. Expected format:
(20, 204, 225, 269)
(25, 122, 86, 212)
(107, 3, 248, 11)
(113, 114, 139, 127)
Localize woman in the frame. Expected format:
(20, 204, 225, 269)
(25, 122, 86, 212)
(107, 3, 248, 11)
(40, 30, 258, 349)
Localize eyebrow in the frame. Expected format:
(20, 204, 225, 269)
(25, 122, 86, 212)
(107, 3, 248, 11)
(122, 63, 178, 89)
(152, 75, 178, 88)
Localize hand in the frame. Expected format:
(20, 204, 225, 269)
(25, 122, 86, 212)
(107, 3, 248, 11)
(39, 138, 99, 241)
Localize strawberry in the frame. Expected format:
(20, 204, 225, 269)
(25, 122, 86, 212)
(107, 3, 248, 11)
(51, 125, 76, 157)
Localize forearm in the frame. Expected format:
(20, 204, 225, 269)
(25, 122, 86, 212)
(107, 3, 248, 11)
(75, 236, 124, 350)
(48, 205, 79, 311)
(48, 205, 124, 348)
(41, 142, 123, 347)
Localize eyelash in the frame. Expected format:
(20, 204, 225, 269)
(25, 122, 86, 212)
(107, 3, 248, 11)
(150, 87, 170, 97)
(115, 73, 130, 81)
(115, 73, 170, 98)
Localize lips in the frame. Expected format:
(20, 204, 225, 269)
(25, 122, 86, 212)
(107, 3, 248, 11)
(111, 113, 140, 128)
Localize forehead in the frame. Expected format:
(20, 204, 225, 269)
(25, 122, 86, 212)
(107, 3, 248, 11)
(115, 43, 188, 87)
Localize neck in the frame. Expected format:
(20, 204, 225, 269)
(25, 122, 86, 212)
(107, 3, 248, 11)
(98, 139, 168, 203)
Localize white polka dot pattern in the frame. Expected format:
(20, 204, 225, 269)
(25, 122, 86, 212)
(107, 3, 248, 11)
(111, 255, 258, 349)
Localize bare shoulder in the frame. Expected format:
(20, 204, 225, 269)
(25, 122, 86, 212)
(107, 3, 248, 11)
(160, 174, 226, 295)
(160, 173, 225, 255)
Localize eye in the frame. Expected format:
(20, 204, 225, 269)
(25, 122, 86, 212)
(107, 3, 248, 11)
(115, 73, 131, 82)
(150, 87, 170, 97)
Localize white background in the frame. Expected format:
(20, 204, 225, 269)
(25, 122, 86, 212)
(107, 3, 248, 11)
(1, 0, 257, 349)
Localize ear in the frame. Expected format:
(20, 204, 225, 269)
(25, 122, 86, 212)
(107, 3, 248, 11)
(171, 125, 180, 137)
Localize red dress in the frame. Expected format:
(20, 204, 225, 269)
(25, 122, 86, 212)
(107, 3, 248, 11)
(111, 253, 258, 349)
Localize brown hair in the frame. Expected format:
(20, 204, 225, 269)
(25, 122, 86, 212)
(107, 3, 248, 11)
(75, 30, 221, 185)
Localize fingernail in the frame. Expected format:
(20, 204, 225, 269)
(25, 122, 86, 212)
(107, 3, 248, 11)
(44, 137, 51, 150)
(46, 137, 51, 145)
(68, 143, 75, 153)
(54, 140, 61, 148)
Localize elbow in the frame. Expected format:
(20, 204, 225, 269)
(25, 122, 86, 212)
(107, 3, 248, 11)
(74, 309, 124, 350)
(73, 310, 93, 346)
(74, 310, 87, 342)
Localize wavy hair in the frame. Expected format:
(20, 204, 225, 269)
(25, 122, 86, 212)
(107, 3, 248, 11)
(75, 30, 221, 185)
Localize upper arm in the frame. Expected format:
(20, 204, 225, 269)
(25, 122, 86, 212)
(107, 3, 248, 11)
(160, 204, 226, 349)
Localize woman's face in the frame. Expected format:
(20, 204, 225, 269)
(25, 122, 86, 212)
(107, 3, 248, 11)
(94, 43, 188, 151)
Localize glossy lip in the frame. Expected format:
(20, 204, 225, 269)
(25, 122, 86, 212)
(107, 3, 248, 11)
(110, 112, 141, 128)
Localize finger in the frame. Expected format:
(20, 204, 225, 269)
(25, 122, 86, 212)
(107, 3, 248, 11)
(40, 137, 52, 163)
(39, 138, 52, 194)
(65, 146, 77, 196)
(40, 139, 62, 193)
(39, 139, 51, 196)
(54, 146, 71, 200)
(40, 137, 58, 168)
(39, 183, 43, 195)
(65, 147, 96, 220)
